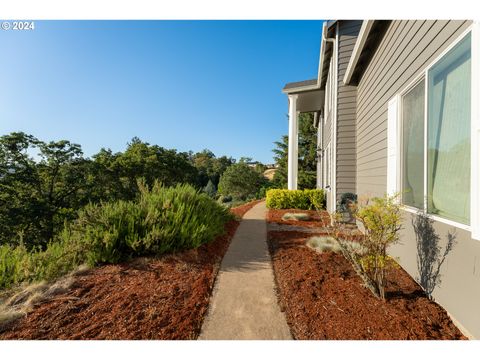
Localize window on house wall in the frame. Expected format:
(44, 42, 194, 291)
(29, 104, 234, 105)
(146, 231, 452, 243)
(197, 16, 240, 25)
(398, 31, 472, 226)
(402, 80, 425, 209)
(427, 33, 471, 225)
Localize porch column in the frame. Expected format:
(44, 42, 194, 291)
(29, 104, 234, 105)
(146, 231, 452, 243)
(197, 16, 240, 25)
(287, 94, 298, 190)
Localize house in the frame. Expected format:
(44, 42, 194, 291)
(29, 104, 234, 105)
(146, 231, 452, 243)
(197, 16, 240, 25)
(283, 20, 479, 339)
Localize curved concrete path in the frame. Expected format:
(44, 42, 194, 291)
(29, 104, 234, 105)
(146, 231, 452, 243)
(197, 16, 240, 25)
(199, 201, 292, 340)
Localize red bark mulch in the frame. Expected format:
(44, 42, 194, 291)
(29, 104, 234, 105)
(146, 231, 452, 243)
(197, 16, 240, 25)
(0, 200, 260, 340)
(230, 199, 263, 219)
(267, 208, 330, 228)
(268, 229, 466, 340)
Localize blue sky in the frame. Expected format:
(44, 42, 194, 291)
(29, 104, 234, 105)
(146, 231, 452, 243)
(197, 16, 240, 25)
(0, 20, 322, 163)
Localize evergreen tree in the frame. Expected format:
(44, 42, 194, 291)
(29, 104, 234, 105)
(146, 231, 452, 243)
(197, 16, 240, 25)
(203, 179, 217, 198)
(272, 112, 317, 189)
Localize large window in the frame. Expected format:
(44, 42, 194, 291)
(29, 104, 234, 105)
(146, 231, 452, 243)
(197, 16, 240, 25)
(427, 33, 471, 225)
(402, 81, 425, 209)
(401, 32, 471, 225)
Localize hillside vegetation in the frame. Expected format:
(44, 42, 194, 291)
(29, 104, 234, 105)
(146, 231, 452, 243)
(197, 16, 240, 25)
(0, 181, 233, 289)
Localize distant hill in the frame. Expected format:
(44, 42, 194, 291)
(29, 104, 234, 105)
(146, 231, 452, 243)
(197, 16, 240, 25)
(263, 168, 277, 180)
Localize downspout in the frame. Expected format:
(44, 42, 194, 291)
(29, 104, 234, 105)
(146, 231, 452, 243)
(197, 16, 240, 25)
(322, 22, 338, 211)
(317, 110, 324, 189)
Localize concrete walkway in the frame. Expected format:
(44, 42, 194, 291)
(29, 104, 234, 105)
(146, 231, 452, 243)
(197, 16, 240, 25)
(199, 201, 292, 340)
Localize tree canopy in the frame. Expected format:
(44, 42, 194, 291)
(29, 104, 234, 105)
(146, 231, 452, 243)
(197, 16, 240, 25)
(271, 112, 317, 189)
(0, 132, 269, 249)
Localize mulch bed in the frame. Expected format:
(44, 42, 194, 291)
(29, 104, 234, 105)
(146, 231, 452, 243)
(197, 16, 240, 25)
(267, 208, 330, 228)
(0, 200, 260, 340)
(268, 228, 466, 340)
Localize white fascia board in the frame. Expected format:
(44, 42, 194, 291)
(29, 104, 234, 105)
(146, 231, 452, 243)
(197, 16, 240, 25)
(317, 21, 328, 88)
(283, 21, 329, 95)
(343, 20, 375, 85)
(281, 84, 319, 94)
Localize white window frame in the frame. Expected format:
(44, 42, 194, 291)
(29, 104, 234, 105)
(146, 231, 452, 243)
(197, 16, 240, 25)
(397, 74, 425, 211)
(391, 24, 478, 237)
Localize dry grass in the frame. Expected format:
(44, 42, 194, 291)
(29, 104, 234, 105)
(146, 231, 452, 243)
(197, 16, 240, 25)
(306, 236, 341, 253)
(0, 264, 90, 331)
(281, 212, 311, 221)
(339, 239, 368, 257)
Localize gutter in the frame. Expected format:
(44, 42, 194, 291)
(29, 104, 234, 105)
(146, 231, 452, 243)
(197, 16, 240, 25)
(317, 22, 329, 89)
(322, 22, 337, 211)
(282, 84, 319, 94)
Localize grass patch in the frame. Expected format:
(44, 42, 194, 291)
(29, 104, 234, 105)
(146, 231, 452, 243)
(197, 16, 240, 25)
(281, 212, 311, 221)
(306, 236, 341, 253)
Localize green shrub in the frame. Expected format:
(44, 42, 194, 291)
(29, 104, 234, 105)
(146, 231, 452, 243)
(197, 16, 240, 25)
(0, 181, 233, 290)
(218, 163, 268, 200)
(266, 189, 325, 210)
(256, 183, 275, 199)
(27, 236, 87, 283)
(218, 195, 232, 203)
(333, 193, 402, 300)
(66, 181, 233, 265)
(304, 189, 326, 210)
(203, 179, 217, 198)
(0, 234, 87, 289)
(0, 244, 29, 289)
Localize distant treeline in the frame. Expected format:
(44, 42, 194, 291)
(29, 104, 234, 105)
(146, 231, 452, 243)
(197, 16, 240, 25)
(0, 132, 237, 249)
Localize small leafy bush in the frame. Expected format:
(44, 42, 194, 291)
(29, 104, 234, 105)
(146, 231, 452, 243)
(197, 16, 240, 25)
(266, 189, 325, 210)
(0, 245, 29, 289)
(355, 194, 402, 299)
(0, 235, 86, 289)
(330, 194, 402, 300)
(304, 189, 326, 210)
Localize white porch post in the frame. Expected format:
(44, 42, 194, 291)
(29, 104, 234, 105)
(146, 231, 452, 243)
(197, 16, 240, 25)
(287, 94, 298, 190)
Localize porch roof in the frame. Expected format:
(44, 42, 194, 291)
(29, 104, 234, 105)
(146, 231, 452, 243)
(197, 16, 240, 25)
(282, 78, 324, 113)
(282, 78, 318, 93)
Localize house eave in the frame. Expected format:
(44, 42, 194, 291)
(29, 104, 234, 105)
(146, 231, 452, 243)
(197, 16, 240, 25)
(282, 83, 320, 94)
(343, 20, 375, 85)
(318, 20, 338, 90)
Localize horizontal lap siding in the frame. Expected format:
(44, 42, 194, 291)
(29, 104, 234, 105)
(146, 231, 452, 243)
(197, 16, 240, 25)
(337, 20, 362, 201)
(357, 19, 480, 339)
(356, 20, 471, 198)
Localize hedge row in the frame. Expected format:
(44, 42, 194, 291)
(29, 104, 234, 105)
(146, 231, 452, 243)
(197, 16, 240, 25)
(266, 189, 325, 210)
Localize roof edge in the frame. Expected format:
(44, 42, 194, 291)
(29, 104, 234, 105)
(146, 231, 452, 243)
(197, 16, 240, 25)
(343, 20, 375, 85)
(282, 79, 319, 94)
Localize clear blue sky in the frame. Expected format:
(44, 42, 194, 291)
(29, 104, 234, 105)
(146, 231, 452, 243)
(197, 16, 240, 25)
(0, 20, 323, 163)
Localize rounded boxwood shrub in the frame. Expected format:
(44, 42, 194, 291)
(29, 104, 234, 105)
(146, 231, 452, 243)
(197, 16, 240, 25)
(266, 189, 325, 210)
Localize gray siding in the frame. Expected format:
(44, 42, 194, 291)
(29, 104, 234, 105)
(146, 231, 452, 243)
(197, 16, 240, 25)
(336, 20, 362, 202)
(391, 214, 480, 339)
(356, 20, 478, 338)
(356, 20, 471, 197)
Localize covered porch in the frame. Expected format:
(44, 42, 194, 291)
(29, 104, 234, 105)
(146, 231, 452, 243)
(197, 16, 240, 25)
(282, 79, 324, 190)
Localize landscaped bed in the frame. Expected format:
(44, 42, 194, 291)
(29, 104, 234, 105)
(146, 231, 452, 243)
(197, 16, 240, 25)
(0, 200, 260, 340)
(267, 208, 466, 340)
(267, 208, 329, 228)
